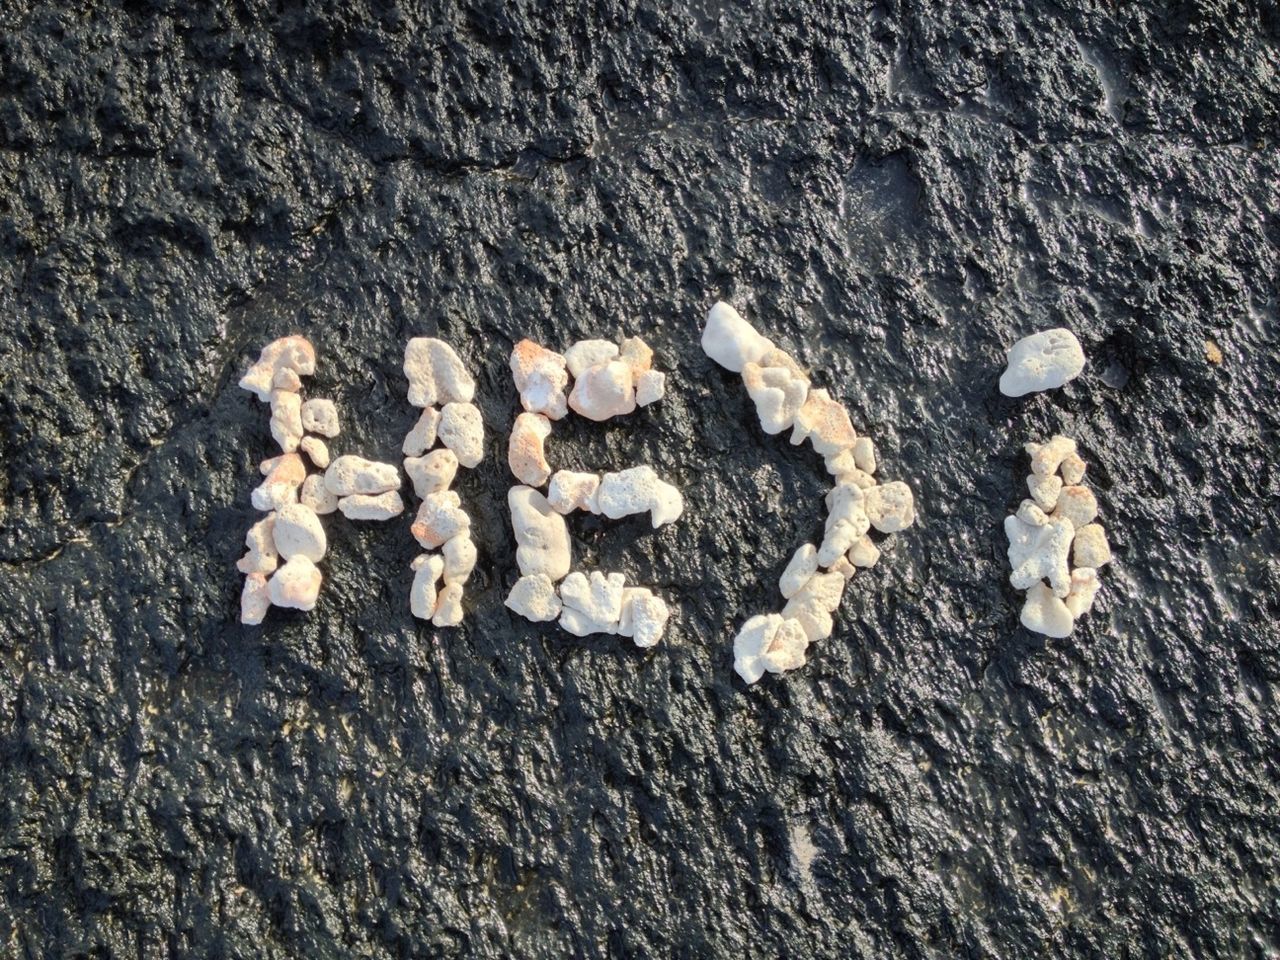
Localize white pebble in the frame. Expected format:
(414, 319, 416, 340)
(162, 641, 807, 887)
(743, 360, 809, 435)
(236, 516, 278, 575)
(847, 536, 880, 568)
(1026, 473, 1063, 511)
(402, 407, 440, 456)
(404, 449, 459, 499)
(1073, 524, 1111, 568)
(733, 614, 809, 684)
(1020, 581, 1074, 637)
(568, 360, 637, 421)
(616, 588, 670, 648)
(508, 412, 553, 487)
(506, 574, 562, 622)
(410, 554, 444, 620)
(433, 583, 465, 627)
(702, 302, 773, 373)
(1025, 435, 1078, 477)
(547, 470, 601, 515)
(508, 485, 571, 582)
(779, 543, 818, 599)
(565, 339, 619, 377)
(268, 556, 322, 610)
(635, 369, 666, 406)
(559, 570, 626, 636)
(238, 336, 316, 402)
(411, 491, 470, 548)
(300, 475, 338, 515)
(269, 389, 303, 453)
(1006, 514, 1074, 598)
(595, 466, 683, 528)
(1053, 485, 1098, 528)
(404, 337, 476, 407)
(240, 572, 271, 625)
(852, 437, 876, 474)
(864, 481, 916, 533)
(790, 388, 856, 457)
(324, 455, 400, 496)
(338, 491, 404, 521)
(273, 503, 327, 561)
(299, 436, 330, 469)
(999, 328, 1085, 397)
(300, 398, 340, 437)
(251, 453, 305, 511)
(442, 532, 477, 586)
(438, 402, 484, 469)
(510, 339, 569, 420)
(1063, 567, 1100, 618)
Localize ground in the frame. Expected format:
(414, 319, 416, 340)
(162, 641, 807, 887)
(0, 1, 1277, 957)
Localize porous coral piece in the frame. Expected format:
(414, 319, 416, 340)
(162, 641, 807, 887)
(268, 556, 322, 610)
(252, 453, 306, 511)
(702, 302, 773, 373)
(237, 516, 278, 575)
(568, 360, 637, 421)
(1006, 514, 1074, 598)
(1027, 473, 1063, 511)
(404, 337, 476, 407)
(616, 588, 670, 648)
(847, 535, 880, 568)
(402, 407, 440, 456)
(273, 503, 327, 562)
(240, 572, 271, 625)
(1025, 435, 1077, 478)
(433, 583, 465, 627)
(1064, 567, 1100, 618)
(999, 328, 1086, 397)
(505, 574, 562, 622)
(269, 389, 303, 453)
(733, 614, 809, 683)
(764, 619, 810, 673)
(790, 388, 857, 457)
(558, 570, 625, 636)
(410, 554, 444, 620)
(404, 449, 458, 499)
(824, 450, 876, 489)
(1060, 452, 1087, 485)
(510, 339, 569, 420)
(338, 491, 404, 521)
(1053, 485, 1098, 528)
(300, 475, 338, 515)
(779, 543, 819, 599)
(325, 456, 400, 496)
(781, 571, 845, 642)
(619, 336, 654, 378)
(864, 481, 916, 533)
(547, 470, 601, 514)
(442, 532, 477, 586)
(595, 466, 683, 528)
(635, 370, 666, 406)
(411, 491, 470, 548)
(508, 412, 553, 487)
(238, 336, 316, 402)
(565, 339, 619, 377)
(508, 486, 571, 581)
(852, 437, 877, 475)
(742, 360, 808, 435)
(299, 436, 330, 469)
(1019, 582, 1074, 637)
(300, 399, 340, 437)
(272, 368, 302, 392)
(1072, 524, 1112, 569)
(819, 483, 871, 566)
(438, 402, 484, 468)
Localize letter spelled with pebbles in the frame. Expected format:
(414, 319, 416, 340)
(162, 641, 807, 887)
(701, 302, 918, 684)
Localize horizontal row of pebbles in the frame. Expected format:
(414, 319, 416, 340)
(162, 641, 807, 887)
(503, 335, 676, 646)
(700, 303, 918, 684)
(401, 338, 483, 626)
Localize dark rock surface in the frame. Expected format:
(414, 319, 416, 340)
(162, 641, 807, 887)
(1, 1, 1278, 956)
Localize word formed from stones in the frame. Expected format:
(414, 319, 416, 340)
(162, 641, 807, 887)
(1006, 435, 1110, 637)
(403, 338, 482, 626)
(998, 328, 1086, 397)
(504, 335, 675, 647)
(701, 303, 918, 684)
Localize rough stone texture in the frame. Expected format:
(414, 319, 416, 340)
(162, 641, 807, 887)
(0, 3, 1277, 958)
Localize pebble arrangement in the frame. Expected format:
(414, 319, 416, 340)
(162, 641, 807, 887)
(1005, 436, 1111, 637)
(503, 335, 678, 647)
(699, 302, 919, 684)
(402, 338, 483, 626)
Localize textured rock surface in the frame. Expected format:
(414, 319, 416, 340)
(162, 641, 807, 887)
(0, 3, 1277, 958)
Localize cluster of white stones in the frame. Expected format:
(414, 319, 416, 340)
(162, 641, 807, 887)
(1005, 435, 1110, 637)
(504, 335, 676, 647)
(402, 338, 482, 626)
(700, 302, 918, 684)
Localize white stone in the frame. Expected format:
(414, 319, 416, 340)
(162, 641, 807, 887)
(404, 337, 476, 407)
(999, 328, 1086, 397)
(825, 450, 876, 489)
(402, 407, 440, 456)
(616, 588, 670, 647)
(272, 368, 301, 392)
(236, 516, 278, 575)
(410, 554, 444, 620)
(509, 486, 571, 581)
(764, 619, 810, 673)
(272, 503, 327, 561)
(510, 339, 570, 420)
(864, 481, 916, 533)
(433, 582, 465, 627)
(299, 435, 330, 469)
(411, 490, 470, 548)
(268, 556, 322, 610)
(595, 466, 683, 528)
(702, 301, 773, 373)
(269, 389, 303, 453)
(1025, 435, 1077, 478)
(547, 471, 601, 515)
(338, 491, 404, 521)
(438, 402, 484, 469)
(1060, 452, 1087, 485)
(559, 570, 625, 635)
(569, 360, 637, 421)
(779, 543, 819, 599)
(251, 453, 306, 511)
(240, 572, 271, 624)
(619, 336, 654, 379)
(781, 593, 835, 643)
(847, 535, 880, 568)
(1027, 473, 1063, 511)
(324, 455, 400, 496)
(565, 339, 619, 377)
(506, 574, 562, 622)
(1006, 514, 1074, 597)
(300, 398, 340, 437)
(819, 484, 870, 566)
(1020, 581, 1074, 637)
(404, 449, 459, 500)
(508, 412, 553, 487)
(742, 360, 808, 435)
(852, 437, 877, 475)
(300, 475, 338, 515)
(635, 370, 666, 406)
(1063, 567, 1100, 618)
(1053, 485, 1098, 528)
(1073, 523, 1111, 568)
(733, 614, 782, 684)
(442, 532, 477, 586)
(238, 336, 316, 402)
(790, 388, 857, 457)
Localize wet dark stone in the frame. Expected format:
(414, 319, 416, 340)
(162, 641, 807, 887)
(1, 2, 1277, 957)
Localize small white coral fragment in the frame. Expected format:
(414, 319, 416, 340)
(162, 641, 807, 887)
(864, 481, 916, 533)
(1019, 582, 1074, 638)
(238, 336, 316, 402)
(325, 455, 400, 496)
(442, 533, 477, 586)
(847, 536, 880, 569)
(819, 483, 871, 566)
(568, 360, 637, 421)
(300, 399, 340, 437)
(411, 491, 470, 548)
(852, 437, 876, 475)
(616, 588, 670, 648)
(1026, 435, 1077, 478)
(1072, 523, 1111, 569)
(999, 328, 1086, 397)
(791, 388, 857, 457)
(404, 337, 476, 407)
(252, 453, 306, 511)
(635, 370, 666, 406)
(565, 339, 619, 378)
(508, 486, 571, 581)
(558, 570, 625, 636)
(510, 339, 570, 420)
(268, 556, 322, 610)
(433, 583, 465, 627)
(438, 402, 484, 469)
(269, 390, 303, 453)
(505, 574, 562, 622)
(779, 544, 819, 599)
(596, 466, 683, 528)
(508, 412, 553, 487)
(1027, 473, 1063, 511)
(404, 449, 459, 499)
(410, 554, 444, 620)
(743, 359, 808, 435)
(702, 301, 773, 373)
(273, 503, 327, 562)
(237, 516, 278, 575)
(402, 407, 440, 456)
(240, 572, 271, 625)
(1006, 514, 1074, 598)
(299, 436, 330, 469)
(733, 614, 809, 684)
(338, 491, 405, 521)
(300, 475, 338, 515)
(547, 470, 601, 515)
(1053, 485, 1098, 528)
(1064, 567, 1100, 618)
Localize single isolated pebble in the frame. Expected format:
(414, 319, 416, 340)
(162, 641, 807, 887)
(1020, 581, 1074, 638)
(791, 388, 857, 457)
(268, 555, 322, 610)
(509, 485, 572, 582)
(252, 453, 306, 511)
(404, 448, 459, 499)
(411, 490, 470, 548)
(595, 465, 683, 528)
(299, 436, 330, 469)
(702, 301, 773, 373)
(238, 336, 316, 402)
(402, 407, 441, 456)
(743, 360, 809, 435)
(508, 412, 553, 487)
(442, 533, 478, 586)
(510, 339, 570, 420)
(779, 543, 819, 599)
(338, 491, 405, 521)
(404, 337, 476, 407)
(237, 516, 278, 575)
(410, 554, 445, 620)
(559, 570, 626, 636)
(240, 572, 271, 625)
(324, 455, 400, 497)
(269, 389, 303, 453)
(616, 588, 670, 648)
(568, 360, 637, 421)
(547, 470, 601, 515)
(300, 399, 340, 437)
(565, 339, 619, 378)
(273, 502, 327, 562)
(433, 582, 465, 627)
(300, 474, 339, 515)
(1073, 523, 1112, 568)
(506, 574, 563, 623)
(438, 402, 485, 469)
(864, 481, 917, 533)
(999, 328, 1086, 397)
(635, 370, 666, 406)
